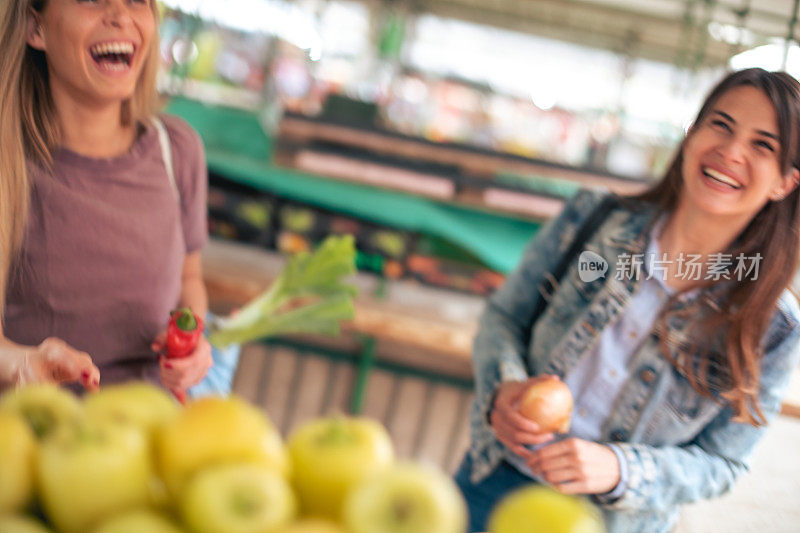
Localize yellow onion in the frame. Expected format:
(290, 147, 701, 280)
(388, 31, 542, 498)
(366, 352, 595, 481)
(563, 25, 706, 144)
(517, 377, 573, 433)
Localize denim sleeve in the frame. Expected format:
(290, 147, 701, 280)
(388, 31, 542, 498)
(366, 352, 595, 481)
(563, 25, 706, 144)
(471, 189, 605, 421)
(593, 443, 629, 504)
(596, 322, 800, 513)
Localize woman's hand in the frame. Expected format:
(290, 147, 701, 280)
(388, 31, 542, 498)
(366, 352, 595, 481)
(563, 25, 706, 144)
(489, 376, 556, 459)
(527, 437, 621, 495)
(6, 337, 100, 391)
(152, 332, 212, 402)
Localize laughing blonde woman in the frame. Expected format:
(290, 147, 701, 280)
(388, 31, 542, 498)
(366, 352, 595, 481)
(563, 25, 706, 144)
(0, 0, 212, 396)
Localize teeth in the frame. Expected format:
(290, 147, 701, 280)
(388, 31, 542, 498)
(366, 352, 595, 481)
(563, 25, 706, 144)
(703, 167, 741, 189)
(90, 41, 134, 56)
(101, 62, 127, 72)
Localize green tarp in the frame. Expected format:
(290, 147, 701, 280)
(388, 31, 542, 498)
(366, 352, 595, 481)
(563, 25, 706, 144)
(166, 97, 541, 273)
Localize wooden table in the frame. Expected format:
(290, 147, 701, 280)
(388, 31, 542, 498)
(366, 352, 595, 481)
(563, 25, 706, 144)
(203, 238, 482, 378)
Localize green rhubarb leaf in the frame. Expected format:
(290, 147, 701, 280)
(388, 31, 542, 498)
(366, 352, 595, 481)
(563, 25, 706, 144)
(208, 235, 358, 348)
(209, 294, 355, 348)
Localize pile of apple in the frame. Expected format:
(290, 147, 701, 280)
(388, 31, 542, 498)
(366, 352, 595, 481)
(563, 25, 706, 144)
(0, 383, 469, 533)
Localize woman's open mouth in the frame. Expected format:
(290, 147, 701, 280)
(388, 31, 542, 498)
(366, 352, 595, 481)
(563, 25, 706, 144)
(702, 166, 742, 190)
(88, 41, 136, 73)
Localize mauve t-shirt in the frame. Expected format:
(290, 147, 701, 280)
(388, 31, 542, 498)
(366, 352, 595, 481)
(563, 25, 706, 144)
(4, 115, 208, 386)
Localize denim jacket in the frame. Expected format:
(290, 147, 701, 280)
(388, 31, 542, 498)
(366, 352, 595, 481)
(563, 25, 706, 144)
(468, 188, 800, 533)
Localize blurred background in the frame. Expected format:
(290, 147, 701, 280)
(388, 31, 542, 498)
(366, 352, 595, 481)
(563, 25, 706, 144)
(157, 2, 800, 531)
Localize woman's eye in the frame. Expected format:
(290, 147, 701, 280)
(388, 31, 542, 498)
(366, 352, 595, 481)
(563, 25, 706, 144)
(711, 119, 732, 132)
(755, 140, 776, 152)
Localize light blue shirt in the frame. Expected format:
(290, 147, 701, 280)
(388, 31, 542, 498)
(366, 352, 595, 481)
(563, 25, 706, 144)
(505, 218, 674, 499)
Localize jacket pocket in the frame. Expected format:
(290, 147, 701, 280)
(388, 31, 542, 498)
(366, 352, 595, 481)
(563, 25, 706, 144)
(644, 366, 724, 445)
(669, 370, 724, 425)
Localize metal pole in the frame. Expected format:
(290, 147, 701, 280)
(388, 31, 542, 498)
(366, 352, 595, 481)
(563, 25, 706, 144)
(783, 0, 800, 70)
(675, 0, 698, 72)
(692, 0, 717, 71)
(350, 335, 377, 414)
(730, 0, 751, 60)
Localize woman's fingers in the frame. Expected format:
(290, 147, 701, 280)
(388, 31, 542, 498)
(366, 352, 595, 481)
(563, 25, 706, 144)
(504, 408, 546, 434)
(491, 417, 534, 459)
(529, 453, 576, 475)
(171, 388, 187, 405)
(542, 467, 582, 485)
(36, 338, 100, 390)
(494, 384, 545, 434)
(151, 330, 168, 354)
(159, 356, 182, 389)
(492, 404, 553, 444)
(78, 361, 101, 391)
(159, 338, 213, 392)
(489, 381, 557, 461)
(527, 438, 622, 495)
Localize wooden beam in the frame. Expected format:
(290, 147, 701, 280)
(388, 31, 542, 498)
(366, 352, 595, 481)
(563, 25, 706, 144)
(412, 0, 738, 65)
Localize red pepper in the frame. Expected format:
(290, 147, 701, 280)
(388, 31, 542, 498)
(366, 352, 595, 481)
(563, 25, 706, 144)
(165, 307, 203, 359)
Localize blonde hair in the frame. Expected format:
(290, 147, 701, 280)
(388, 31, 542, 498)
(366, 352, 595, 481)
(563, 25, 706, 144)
(0, 0, 162, 326)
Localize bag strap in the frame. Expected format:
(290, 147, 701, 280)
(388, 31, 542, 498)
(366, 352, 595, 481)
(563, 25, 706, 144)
(527, 194, 619, 337)
(152, 117, 179, 201)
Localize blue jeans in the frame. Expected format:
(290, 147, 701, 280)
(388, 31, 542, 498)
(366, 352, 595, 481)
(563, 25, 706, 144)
(454, 454, 537, 532)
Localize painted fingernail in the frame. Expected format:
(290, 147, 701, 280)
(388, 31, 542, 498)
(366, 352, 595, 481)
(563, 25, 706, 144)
(165, 362, 173, 370)
(81, 371, 90, 379)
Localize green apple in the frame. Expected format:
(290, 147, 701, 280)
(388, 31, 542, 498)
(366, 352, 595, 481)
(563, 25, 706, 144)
(157, 396, 288, 497)
(288, 416, 394, 521)
(277, 519, 345, 533)
(0, 383, 81, 439)
(0, 412, 36, 513)
(488, 485, 605, 533)
(92, 509, 185, 533)
(0, 515, 53, 533)
(180, 463, 296, 533)
(37, 421, 153, 533)
(343, 463, 467, 533)
(84, 382, 180, 437)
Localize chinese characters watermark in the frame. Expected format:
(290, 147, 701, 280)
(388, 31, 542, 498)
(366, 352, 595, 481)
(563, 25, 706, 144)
(578, 250, 763, 282)
(611, 252, 762, 282)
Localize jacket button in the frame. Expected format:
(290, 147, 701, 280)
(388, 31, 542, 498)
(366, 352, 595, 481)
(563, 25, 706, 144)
(610, 429, 628, 441)
(639, 367, 656, 384)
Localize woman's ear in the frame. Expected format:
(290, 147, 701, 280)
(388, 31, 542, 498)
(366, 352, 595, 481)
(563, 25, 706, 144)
(26, 10, 46, 51)
(771, 167, 800, 202)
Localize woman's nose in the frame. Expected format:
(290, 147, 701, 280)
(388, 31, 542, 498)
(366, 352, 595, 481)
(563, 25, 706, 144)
(716, 135, 746, 165)
(103, 0, 134, 27)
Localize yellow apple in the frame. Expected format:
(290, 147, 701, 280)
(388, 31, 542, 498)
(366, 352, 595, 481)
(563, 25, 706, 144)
(37, 421, 153, 533)
(84, 382, 180, 437)
(488, 485, 605, 533)
(0, 412, 36, 513)
(180, 463, 296, 533)
(0, 514, 53, 533)
(343, 463, 467, 533)
(82, 383, 180, 511)
(288, 417, 394, 521)
(277, 519, 345, 533)
(156, 396, 287, 497)
(92, 509, 185, 533)
(0, 383, 81, 439)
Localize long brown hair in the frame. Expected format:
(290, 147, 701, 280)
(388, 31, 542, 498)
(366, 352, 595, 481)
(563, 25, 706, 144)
(0, 0, 162, 326)
(636, 68, 800, 425)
